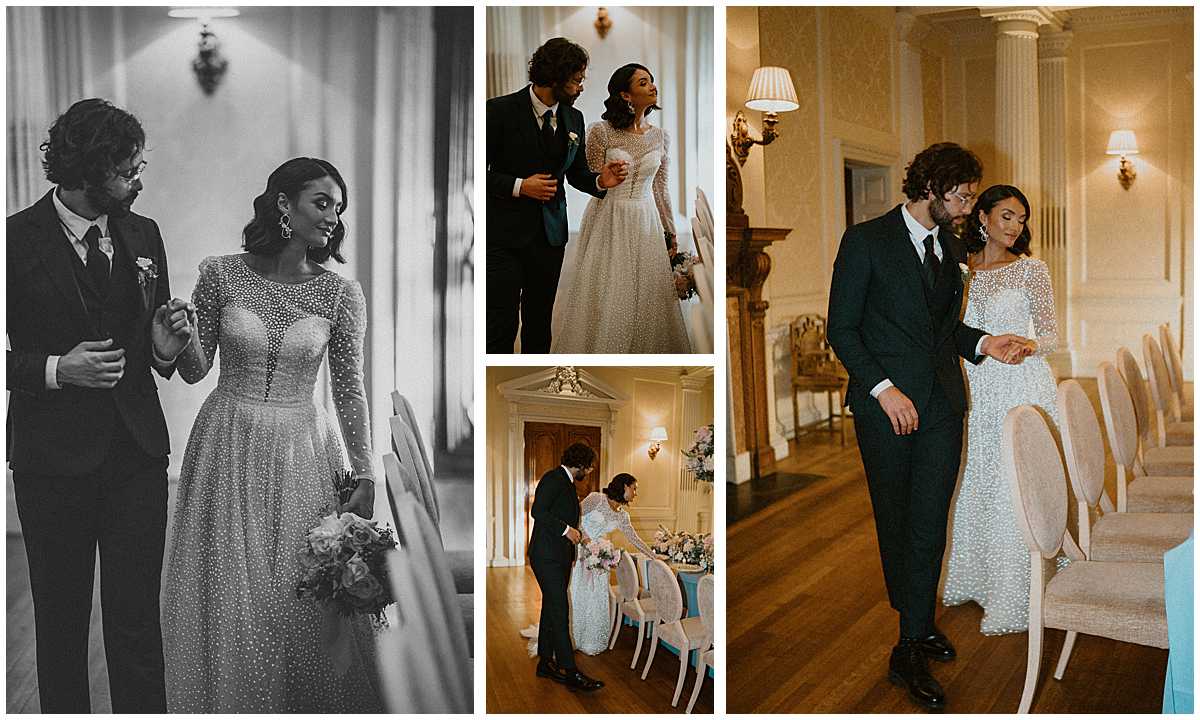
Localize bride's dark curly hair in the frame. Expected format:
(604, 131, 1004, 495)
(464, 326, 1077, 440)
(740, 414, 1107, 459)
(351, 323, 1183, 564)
(603, 473, 638, 505)
(601, 63, 660, 130)
(242, 157, 348, 264)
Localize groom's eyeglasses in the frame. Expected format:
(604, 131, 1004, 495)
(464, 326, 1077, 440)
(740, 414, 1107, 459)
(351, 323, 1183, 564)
(946, 190, 975, 205)
(115, 161, 147, 184)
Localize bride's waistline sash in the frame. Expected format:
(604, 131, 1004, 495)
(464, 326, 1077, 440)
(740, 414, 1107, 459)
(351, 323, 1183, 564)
(212, 384, 317, 409)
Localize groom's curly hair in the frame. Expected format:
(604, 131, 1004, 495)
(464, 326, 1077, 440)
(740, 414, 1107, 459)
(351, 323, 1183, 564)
(901, 142, 982, 202)
(41, 98, 145, 190)
(560, 442, 597, 471)
(529, 37, 589, 88)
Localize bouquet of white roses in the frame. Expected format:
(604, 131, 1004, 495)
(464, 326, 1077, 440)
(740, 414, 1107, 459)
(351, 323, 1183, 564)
(682, 424, 715, 482)
(582, 537, 619, 576)
(653, 525, 715, 572)
(296, 511, 398, 626)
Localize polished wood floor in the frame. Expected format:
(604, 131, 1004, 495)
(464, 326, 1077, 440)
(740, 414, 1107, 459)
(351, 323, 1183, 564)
(729, 381, 1170, 713)
(486, 565, 714, 714)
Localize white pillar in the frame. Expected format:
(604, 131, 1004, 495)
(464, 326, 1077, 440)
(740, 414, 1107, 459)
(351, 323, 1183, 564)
(1038, 30, 1073, 376)
(896, 11, 928, 163)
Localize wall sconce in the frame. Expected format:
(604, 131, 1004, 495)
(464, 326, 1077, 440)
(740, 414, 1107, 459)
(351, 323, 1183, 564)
(647, 426, 668, 460)
(730, 66, 799, 166)
(1106, 129, 1139, 190)
(595, 8, 612, 39)
(169, 7, 239, 95)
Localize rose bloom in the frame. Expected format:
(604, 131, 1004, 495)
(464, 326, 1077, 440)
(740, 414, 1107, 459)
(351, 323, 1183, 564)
(345, 572, 383, 601)
(344, 520, 381, 550)
(342, 554, 371, 587)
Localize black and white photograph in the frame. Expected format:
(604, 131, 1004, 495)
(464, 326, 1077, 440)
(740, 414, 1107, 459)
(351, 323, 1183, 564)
(485, 6, 715, 355)
(6, 6, 473, 713)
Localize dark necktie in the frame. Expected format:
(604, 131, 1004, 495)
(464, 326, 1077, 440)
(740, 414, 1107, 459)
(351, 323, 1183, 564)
(541, 109, 556, 150)
(922, 233, 940, 286)
(83, 224, 110, 296)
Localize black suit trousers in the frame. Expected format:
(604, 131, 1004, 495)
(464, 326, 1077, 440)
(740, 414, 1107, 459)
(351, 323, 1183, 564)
(529, 554, 575, 669)
(853, 383, 964, 639)
(13, 435, 168, 713)
(486, 238, 565, 354)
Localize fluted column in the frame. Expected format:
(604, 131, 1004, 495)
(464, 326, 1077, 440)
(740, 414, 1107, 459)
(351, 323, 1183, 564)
(678, 370, 710, 534)
(1038, 30, 1073, 374)
(983, 9, 1050, 231)
(896, 11, 928, 164)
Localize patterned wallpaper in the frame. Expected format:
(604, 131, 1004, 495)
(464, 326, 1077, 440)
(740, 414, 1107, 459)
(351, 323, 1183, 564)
(828, 7, 894, 135)
(921, 50, 945, 144)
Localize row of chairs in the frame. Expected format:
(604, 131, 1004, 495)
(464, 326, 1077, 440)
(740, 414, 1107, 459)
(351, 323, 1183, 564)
(689, 188, 716, 353)
(608, 551, 715, 713)
(375, 391, 473, 713)
(1005, 328, 1193, 713)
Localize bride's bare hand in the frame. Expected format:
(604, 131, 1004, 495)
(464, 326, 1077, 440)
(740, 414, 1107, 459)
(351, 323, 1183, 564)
(340, 479, 375, 519)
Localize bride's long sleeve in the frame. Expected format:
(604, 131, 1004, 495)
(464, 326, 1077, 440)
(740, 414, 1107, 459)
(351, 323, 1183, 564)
(584, 121, 609, 173)
(652, 129, 677, 238)
(1025, 258, 1058, 357)
(580, 491, 606, 517)
(328, 279, 374, 480)
(177, 256, 219, 384)
(616, 509, 655, 557)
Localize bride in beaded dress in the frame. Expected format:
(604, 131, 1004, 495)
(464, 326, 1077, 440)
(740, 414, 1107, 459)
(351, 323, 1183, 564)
(162, 158, 383, 711)
(942, 185, 1061, 636)
(522, 474, 654, 656)
(550, 63, 692, 353)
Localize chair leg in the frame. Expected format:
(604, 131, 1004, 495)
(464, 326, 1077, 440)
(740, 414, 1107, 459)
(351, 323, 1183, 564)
(791, 388, 799, 444)
(671, 648, 689, 706)
(1019, 607, 1044, 713)
(609, 609, 623, 650)
(686, 658, 707, 713)
(631, 618, 647, 669)
(1053, 631, 1077, 680)
(641, 625, 660, 679)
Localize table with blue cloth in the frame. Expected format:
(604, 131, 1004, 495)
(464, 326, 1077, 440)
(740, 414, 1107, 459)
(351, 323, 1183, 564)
(1163, 534, 1193, 714)
(628, 554, 712, 676)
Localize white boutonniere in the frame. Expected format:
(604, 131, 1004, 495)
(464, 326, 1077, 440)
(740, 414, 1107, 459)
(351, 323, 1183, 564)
(135, 257, 158, 288)
(567, 131, 579, 146)
(958, 262, 971, 282)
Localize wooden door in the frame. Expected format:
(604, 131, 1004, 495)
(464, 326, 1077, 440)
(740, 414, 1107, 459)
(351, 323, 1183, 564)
(523, 422, 602, 550)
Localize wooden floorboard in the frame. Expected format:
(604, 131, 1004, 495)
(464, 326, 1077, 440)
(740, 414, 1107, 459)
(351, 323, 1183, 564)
(485, 565, 714, 714)
(729, 379, 1170, 713)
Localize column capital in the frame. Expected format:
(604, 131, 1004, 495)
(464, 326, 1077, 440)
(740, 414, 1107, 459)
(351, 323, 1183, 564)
(895, 10, 931, 46)
(980, 7, 1064, 35)
(1038, 30, 1074, 60)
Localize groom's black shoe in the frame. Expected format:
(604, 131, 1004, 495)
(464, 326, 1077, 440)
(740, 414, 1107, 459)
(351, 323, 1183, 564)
(916, 630, 956, 662)
(888, 640, 946, 710)
(562, 668, 604, 692)
(536, 658, 568, 683)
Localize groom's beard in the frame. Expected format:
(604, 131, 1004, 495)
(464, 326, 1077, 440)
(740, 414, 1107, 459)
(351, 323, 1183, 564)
(553, 84, 579, 107)
(86, 183, 138, 218)
(928, 195, 955, 227)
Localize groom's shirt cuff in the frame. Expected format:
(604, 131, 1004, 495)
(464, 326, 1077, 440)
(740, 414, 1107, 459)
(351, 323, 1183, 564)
(869, 379, 892, 398)
(512, 178, 523, 198)
(975, 335, 990, 359)
(562, 526, 570, 537)
(45, 356, 61, 390)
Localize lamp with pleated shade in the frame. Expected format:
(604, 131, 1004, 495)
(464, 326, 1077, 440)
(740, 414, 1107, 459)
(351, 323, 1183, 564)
(731, 66, 799, 165)
(1105, 130, 1139, 189)
(648, 426, 668, 460)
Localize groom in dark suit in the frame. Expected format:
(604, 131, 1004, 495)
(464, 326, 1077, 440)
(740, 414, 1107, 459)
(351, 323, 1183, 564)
(827, 143, 1031, 710)
(485, 37, 628, 353)
(527, 442, 603, 691)
(6, 99, 195, 712)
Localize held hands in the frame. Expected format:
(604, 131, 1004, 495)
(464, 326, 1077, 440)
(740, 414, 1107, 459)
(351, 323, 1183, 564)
(151, 297, 197, 361)
(565, 526, 582, 544)
(981, 334, 1036, 365)
(339, 478, 375, 519)
(597, 160, 628, 189)
(877, 386, 919, 436)
(519, 173, 558, 202)
(57, 338, 125, 389)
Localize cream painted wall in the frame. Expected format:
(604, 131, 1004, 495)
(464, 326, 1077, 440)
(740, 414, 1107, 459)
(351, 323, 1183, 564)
(728, 6, 1193, 446)
(485, 366, 714, 566)
(726, 6, 765, 223)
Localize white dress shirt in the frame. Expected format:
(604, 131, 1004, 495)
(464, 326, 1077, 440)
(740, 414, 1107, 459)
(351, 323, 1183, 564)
(44, 190, 112, 390)
(869, 204, 988, 399)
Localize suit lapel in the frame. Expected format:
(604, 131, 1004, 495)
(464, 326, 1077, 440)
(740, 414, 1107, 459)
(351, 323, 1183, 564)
(559, 110, 579, 174)
(109, 215, 152, 315)
(882, 206, 933, 335)
(28, 191, 96, 334)
(515, 87, 551, 160)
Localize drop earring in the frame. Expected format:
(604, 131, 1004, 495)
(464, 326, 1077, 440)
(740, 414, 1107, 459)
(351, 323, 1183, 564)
(279, 212, 292, 240)
(978, 225, 988, 244)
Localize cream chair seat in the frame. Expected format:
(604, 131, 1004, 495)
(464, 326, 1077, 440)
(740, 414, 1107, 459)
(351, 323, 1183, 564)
(685, 573, 714, 713)
(642, 559, 708, 707)
(610, 551, 657, 669)
(1116, 347, 1194, 472)
(1143, 334, 1193, 446)
(1159, 324, 1193, 421)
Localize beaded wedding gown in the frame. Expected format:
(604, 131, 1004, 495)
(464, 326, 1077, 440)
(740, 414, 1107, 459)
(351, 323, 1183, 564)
(162, 254, 383, 712)
(521, 492, 654, 656)
(550, 121, 692, 353)
(942, 256, 1060, 635)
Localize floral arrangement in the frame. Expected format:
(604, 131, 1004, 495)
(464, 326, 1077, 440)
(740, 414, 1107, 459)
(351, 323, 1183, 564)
(682, 423, 714, 483)
(670, 249, 700, 300)
(296, 511, 398, 626)
(582, 537, 620, 576)
(653, 525, 715, 572)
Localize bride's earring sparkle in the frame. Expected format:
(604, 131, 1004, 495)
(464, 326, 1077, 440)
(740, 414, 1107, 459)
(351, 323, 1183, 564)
(979, 225, 988, 244)
(279, 212, 292, 240)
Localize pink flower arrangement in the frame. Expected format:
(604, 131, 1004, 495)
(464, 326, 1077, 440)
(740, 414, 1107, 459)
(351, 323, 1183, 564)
(682, 424, 714, 482)
(296, 511, 398, 625)
(583, 537, 619, 576)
